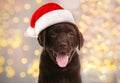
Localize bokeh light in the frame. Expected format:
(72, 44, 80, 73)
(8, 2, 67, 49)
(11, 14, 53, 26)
(13, 17, 19, 23)
(5, 66, 15, 78)
(19, 72, 26, 78)
(27, 59, 39, 78)
(34, 50, 41, 56)
(21, 58, 28, 64)
(7, 59, 13, 65)
(0, 55, 5, 65)
(36, 0, 42, 4)
(22, 45, 29, 51)
(24, 3, 31, 10)
(23, 17, 29, 23)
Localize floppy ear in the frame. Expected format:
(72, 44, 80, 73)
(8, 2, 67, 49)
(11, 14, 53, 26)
(73, 24, 84, 50)
(78, 32, 84, 50)
(37, 30, 46, 47)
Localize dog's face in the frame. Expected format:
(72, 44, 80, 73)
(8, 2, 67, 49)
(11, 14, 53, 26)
(38, 22, 84, 68)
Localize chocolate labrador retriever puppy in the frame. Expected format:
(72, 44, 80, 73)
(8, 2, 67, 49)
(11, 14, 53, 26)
(37, 22, 84, 83)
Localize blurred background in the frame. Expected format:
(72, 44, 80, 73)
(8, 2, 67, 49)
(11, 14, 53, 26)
(0, 0, 120, 83)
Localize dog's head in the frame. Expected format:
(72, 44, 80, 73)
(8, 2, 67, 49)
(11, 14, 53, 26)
(38, 22, 84, 68)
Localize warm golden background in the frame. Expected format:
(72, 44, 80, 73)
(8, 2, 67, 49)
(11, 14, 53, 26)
(0, 0, 120, 83)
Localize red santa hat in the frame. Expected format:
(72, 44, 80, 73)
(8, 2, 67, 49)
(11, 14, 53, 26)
(26, 2, 75, 37)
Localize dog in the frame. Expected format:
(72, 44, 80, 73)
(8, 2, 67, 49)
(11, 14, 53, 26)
(37, 22, 84, 83)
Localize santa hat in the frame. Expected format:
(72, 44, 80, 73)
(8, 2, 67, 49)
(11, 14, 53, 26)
(26, 2, 75, 37)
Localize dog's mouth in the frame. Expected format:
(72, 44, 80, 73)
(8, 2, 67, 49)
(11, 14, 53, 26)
(55, 53, 69, 68)
(52, 51, 71, 68)
(48, 48, 75, 68)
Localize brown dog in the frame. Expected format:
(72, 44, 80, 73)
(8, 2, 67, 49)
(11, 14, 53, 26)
(37, 22, 84, 83)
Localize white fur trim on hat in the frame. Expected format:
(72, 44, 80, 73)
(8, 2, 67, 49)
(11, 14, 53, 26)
(26, 27, 36, 37)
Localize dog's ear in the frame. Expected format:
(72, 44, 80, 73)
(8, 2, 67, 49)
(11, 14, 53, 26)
(74, 24, 84, 50)
(37, 30, 46, 47)
(78, 32, 84, 50)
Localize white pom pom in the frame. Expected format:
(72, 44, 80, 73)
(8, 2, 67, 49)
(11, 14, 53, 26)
(26, 27, 37, 37)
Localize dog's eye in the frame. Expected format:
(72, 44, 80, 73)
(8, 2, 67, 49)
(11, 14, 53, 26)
(50, 31, 57, 38)
(67, 32, 74, 37)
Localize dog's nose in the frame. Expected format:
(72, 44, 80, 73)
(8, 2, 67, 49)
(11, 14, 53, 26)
(58, 43, 68, 48)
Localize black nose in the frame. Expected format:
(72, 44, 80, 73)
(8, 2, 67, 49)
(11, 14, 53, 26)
(58, 42, 68, 48)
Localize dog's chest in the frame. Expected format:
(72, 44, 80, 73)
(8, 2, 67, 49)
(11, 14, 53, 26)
(53, 76, 69, 83)
(42, 74, 70, 83)
(40, 74, 81, 83)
